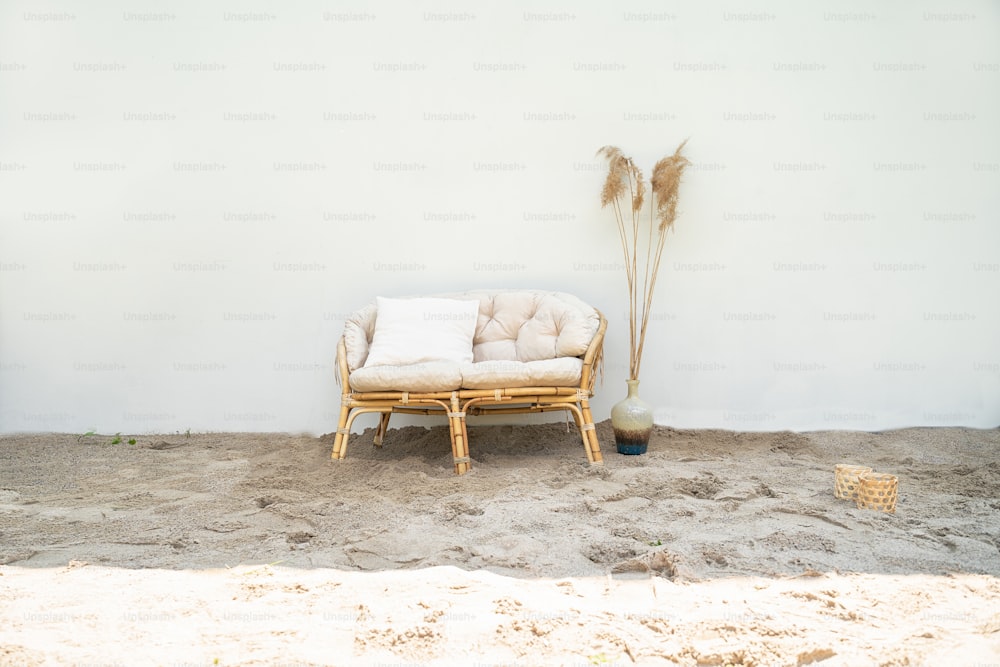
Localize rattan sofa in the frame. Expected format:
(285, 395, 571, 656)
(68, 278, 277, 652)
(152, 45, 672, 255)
(332, 289, 606, 474)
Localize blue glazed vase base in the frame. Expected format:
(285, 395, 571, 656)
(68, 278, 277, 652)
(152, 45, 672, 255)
(616, 442, 649, 455)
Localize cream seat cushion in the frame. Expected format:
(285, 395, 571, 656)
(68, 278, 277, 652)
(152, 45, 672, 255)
(460, 358, 584, 389)
(349, 361, 463, 393)
(348, 358, 585, 393)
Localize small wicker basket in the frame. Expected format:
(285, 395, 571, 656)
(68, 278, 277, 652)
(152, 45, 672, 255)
(834, 464, 873, 501)
(856, 472, 898, 514)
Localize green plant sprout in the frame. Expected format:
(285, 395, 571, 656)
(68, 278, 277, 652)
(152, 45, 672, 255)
(77, 431, 136, 446)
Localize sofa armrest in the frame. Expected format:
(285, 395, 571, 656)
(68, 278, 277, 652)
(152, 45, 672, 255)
(335, 337, 351, 392)
(579, 309, 607, 394)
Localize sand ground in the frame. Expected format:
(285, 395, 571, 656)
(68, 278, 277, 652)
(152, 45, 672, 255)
(1, 421, 999, 666)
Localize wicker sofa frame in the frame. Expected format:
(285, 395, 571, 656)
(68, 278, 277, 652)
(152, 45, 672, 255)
(332, 299, 607, 475)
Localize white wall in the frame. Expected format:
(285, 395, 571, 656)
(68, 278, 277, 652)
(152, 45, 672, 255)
(2, 1, 998, 435)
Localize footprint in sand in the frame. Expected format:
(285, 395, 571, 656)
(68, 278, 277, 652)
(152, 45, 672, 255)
(438, 500, 484, 521)
(675, 473, 724, 499)
(611, 550, 680, 578)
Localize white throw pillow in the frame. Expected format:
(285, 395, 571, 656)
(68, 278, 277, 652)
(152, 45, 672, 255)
(363, 297, 480, 367)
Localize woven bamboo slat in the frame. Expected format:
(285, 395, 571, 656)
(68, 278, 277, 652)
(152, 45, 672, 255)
(332, 309, 607, 474)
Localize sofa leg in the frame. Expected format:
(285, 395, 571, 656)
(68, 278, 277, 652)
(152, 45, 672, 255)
(374, 412, 391, 448)
(580, 400, 604, 465)
(332, 403, 352, 460)
(448, 396, 471, 475)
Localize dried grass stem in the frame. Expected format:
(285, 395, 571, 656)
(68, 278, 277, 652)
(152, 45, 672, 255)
(597, 141, 690, 380)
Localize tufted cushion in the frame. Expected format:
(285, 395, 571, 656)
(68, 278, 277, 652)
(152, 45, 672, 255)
(342, 290, 600, 386)
(468, 291, 599, 362)
(343, 302, 377, 372)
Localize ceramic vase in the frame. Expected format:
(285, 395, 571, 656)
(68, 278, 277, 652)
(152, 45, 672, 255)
(611, 379, 653, 455)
